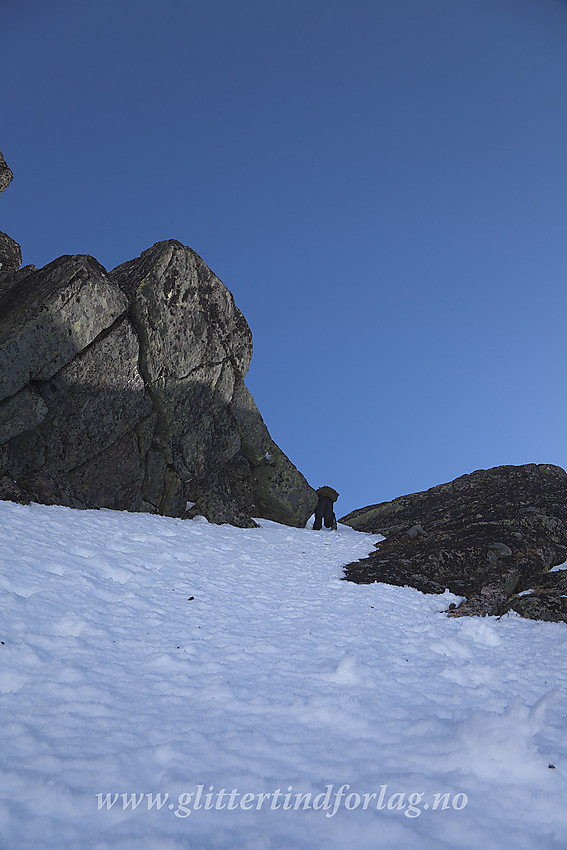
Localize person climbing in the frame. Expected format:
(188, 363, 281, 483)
(313, 486, 339, 530)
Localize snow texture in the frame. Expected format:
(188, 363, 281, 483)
(0, 501, 566, 849)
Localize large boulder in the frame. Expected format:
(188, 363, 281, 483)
(0, 235, 316, 528)
(110, 240, 316, 526)
(341, 464, 567, 622)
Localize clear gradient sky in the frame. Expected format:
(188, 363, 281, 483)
(3, 0, 567, 516)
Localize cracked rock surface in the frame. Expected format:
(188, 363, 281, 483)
(0, 157, 316, 527)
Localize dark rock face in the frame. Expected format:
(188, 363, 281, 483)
(0, 154, 316, 527)
(0, 150, 12, 197)
(0, 150, 23, 295)
(0, 231, 21, 276)
(341, 464, 567, 623)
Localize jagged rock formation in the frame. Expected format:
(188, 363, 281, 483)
(0, 151, 21, 293)
(0, 232, 21, 276)
(0, 153, 36, 300)
(0, 152, 317, 527)
(341, 464, 567, 623)
(0, 151, 12, 197)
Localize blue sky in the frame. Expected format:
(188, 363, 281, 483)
(3, 0, 567, 516)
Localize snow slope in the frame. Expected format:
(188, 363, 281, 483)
(0, 501, 566, 849)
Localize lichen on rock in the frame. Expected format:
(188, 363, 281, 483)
(341, 464, 567, 623)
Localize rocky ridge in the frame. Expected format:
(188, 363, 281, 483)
(0, 151, 317, 527)
(341, 464, 567, 623)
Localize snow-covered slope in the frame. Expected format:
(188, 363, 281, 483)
(0, 501, 566, 849)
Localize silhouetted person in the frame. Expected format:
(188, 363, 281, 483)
(313, 486, 339, 530)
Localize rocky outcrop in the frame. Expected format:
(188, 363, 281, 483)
(341, 464, 567, 623)
(0, 150, 12, 197)
(0, 149, 23, 297)
(0, 232, 21, 277)
(0, 154, 316, 527)
(109, 240, 316, 526)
